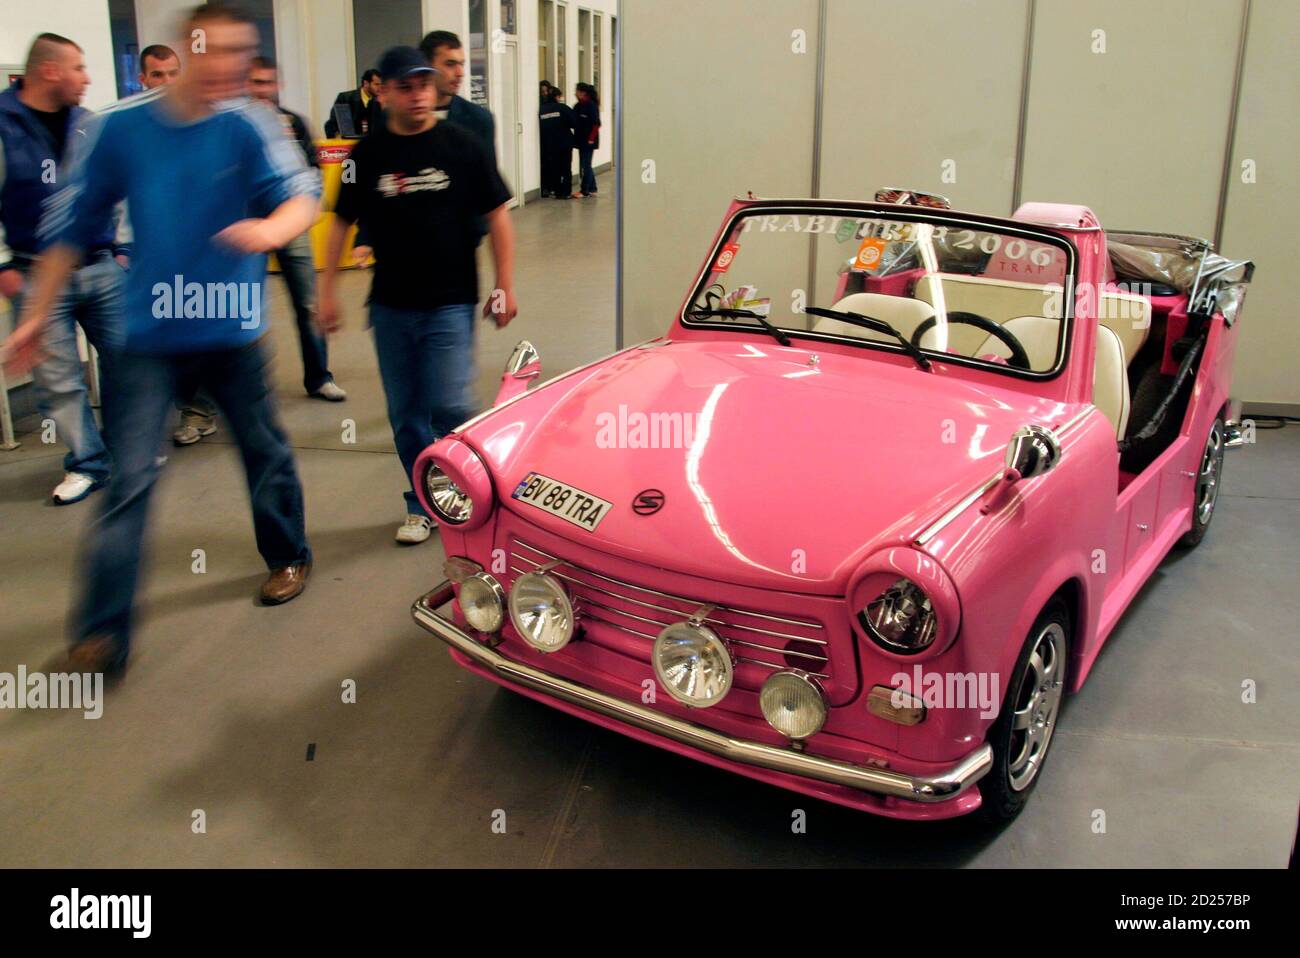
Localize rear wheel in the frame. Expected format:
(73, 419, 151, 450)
(1179, 417, 1225, 548)
(978, 599, 1070, 824)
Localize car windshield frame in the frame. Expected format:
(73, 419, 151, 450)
(678, 201, 1081, 382)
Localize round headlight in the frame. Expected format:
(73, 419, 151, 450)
(653, 622, 733, 708)
(760, 671, 827, 739)
(859, 577, 938, 654)
(424, 463, 473, 524)
(508, 572, 575, 652)
(459, 573, 504, 633)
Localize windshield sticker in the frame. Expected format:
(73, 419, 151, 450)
(713, 243, 740, 273)
(853, 237, 888, 272)
(834, 218, 858, 243)
(722, 284, 771, 316)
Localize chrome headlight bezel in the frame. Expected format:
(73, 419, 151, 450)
(508, 571, 575, 653)
(459, 572, 505, 633)
(858, 576, 939, 655)
(652, 621, 734, 708)
(424, 463, 474, 525)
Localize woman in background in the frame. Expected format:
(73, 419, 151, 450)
(571, 82, 601, 197)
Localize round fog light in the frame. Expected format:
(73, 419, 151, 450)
(459, 573, 504, 633)
(760, 671, 827, 739)
(653, 622, 733, 708)
(508, 572, 575, 652)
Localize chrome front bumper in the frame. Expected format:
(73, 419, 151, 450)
(413, 583, 993, 804)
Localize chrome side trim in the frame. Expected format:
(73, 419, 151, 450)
(1053, 404, 1095, 439)
(913, 472, 1003, 548)
(414, 584, 992, 803)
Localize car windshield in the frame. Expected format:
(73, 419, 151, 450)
(684, 206, 1077, 376)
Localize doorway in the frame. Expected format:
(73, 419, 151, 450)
(499, 39, 523, 208)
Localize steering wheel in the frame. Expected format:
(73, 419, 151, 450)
(909, 311, 1033, 370)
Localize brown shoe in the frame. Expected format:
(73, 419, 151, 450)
(260, 561, 312, 605)
(49, 635, 126, 675)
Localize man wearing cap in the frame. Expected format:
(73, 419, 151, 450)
(318, 46, 517, 545)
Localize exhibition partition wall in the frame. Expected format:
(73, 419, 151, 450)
(617, 0, 1297, 410)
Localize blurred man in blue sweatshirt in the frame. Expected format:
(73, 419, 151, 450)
(1, 2, 321, 674)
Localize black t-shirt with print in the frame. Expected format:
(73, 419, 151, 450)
(335, 120, 511, 309)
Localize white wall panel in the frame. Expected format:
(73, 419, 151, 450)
(620, 0, 820, 346)
(1220, 0, 1299, 408)
(819, 0, 1028, 216)
(1019, 0, 1242, 239)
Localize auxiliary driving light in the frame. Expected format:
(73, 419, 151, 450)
(653, 622, 733, 708)
(759, 670, 827, 739)
(508, 572, 575, 652)
(459, 572, 505, 633)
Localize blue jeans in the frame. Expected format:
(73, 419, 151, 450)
(74, 336, 310, 658)
(277, 231, 332, 393)
(578, 146, 597, 195)
(19, 255, 123, 481)
(370, 302, 478, 517)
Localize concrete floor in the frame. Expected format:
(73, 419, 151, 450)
(1, 178, 1297, 867)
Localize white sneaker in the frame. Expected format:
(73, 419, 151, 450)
(395, 514, 433, 544)
(312, 381, 347, 402)
(51, 471, 100, 505)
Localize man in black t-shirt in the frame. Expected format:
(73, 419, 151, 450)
(319, 46, 517, 545)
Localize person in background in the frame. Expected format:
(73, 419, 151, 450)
(571, 81, 601, 198)
(245, 55, 345, 402)
(137, 44, 180, 89)
(539, 79, 553, 105)
(418, 31, 495, 160)
(538, 84, 574, 200)
(1, 1, 321, 673)
(0, 33, 125, 505)
(324, 69, 381, 138)
(319, 45, 517, 546)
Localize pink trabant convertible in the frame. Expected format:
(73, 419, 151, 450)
(411, 190, 1253, 822)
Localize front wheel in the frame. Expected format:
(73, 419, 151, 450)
(978, 599, 1070, 824)
(1179, 417, 1225, 548)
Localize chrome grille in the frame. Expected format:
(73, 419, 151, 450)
(510, 540, 829, 678)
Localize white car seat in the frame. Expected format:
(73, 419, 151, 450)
(814, 293, 936, 343)
(974, 317, 1131, 439)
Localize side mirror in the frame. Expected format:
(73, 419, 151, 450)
(980, 425, 1061, 515)
(494, 340, 542, 406)
(1004, 424, 1061, 480)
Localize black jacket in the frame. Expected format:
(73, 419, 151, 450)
(324, 88, 382, 138)
(539, 100, 574, 153)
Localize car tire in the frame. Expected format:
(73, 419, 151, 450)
(1178, 417, 1225, 549)
(977, 598, 1070, 824)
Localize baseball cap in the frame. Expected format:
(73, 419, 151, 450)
(377, 46, 436, 81)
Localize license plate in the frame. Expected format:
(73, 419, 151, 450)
(511, 472, 612, 531)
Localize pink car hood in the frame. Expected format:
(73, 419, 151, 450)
(462, 339, 1055, 595)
